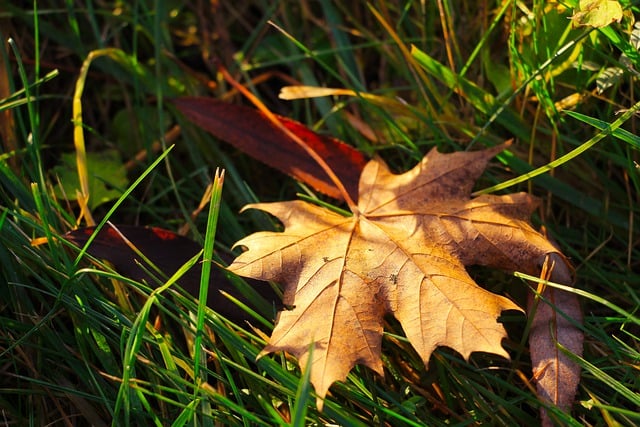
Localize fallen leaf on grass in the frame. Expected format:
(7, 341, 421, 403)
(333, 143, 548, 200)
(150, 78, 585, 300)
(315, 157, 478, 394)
(174, 97, 367, 201)
(229, 142, 573, 407)
(528, 253, 583, 427)
(64, 224, 279, 324)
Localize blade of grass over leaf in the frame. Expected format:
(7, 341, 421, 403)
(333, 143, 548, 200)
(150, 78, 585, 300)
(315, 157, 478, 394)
(70, 146, 174, 270)
(515, 273, 640, 326)
(531, 292, 636, 421)
(527, 254, 583, 426)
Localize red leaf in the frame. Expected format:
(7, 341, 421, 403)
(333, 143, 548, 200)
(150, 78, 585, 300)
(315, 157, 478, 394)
(173, 97, 367, 201)
(65, 224, 202, 282)
(64, 224, 278, 323)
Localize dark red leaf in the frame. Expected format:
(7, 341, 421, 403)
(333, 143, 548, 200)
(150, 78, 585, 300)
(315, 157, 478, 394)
(173, 97, 367, 201)
(64, 224, 278, 324)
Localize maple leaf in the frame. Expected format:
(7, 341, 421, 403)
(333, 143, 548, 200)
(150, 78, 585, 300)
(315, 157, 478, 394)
(228, 142, 570, 405)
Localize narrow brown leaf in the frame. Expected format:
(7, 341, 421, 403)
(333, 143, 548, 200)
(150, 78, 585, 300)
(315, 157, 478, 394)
(228, 142, 577, 408)
(64, 224, 278, 324)
(529, 253, 583, 426)
(173, 97, 367, 201)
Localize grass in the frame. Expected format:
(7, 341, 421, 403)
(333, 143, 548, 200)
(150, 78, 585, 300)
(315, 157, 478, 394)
(1, 1, 639, 426)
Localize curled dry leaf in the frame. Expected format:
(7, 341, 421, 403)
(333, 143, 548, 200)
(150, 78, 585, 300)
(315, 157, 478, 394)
(228, 142, 575, 408)
(529, 253, 583, 426)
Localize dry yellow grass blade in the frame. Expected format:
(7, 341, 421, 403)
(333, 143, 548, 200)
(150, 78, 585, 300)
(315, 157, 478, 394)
(72, 48, 126, 226)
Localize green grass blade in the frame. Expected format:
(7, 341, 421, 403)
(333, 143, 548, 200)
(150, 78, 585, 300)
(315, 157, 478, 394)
(289, 346, 313, 427)
(192, 169, 224, 426)
(565, 110, 640, 149)
(475, 98, 640, 194)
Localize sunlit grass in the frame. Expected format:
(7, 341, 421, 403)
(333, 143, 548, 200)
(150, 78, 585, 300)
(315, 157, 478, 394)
(1, 1, 638, 426)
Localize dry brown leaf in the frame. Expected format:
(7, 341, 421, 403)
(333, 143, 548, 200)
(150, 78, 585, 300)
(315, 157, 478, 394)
(229, 142, 572, 407)
(529, 253, 583, 426)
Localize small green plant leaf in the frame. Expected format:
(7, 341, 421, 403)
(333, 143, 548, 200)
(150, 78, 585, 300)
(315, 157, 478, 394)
(52, 150, 128, 210)
(571, 0, 623, 28)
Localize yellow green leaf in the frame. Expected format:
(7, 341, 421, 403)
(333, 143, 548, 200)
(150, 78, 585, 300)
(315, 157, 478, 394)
(571, 0, 623, 28)
(52, 150, 128, 210)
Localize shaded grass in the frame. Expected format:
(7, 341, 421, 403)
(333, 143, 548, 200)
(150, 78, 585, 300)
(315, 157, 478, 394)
(1, 1, 639, 426)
